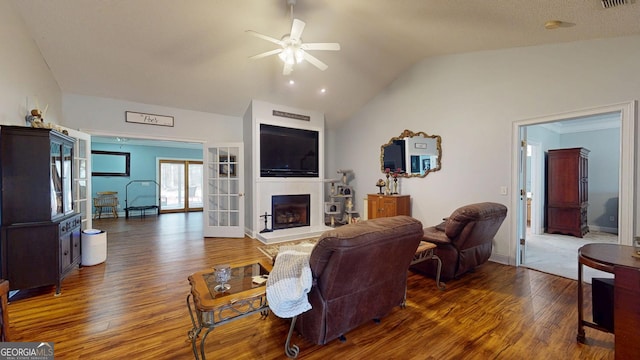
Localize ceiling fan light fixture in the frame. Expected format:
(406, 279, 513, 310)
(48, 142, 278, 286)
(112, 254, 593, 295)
(295, 48, 304, 63)
(247, 8, 340, 74)
(278, 46, 304, 64)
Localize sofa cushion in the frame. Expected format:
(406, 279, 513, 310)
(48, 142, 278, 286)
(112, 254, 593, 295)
(423, 226, 451, 245)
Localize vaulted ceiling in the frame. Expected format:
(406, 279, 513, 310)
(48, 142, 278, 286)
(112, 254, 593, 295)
(12, 0, 640, 128)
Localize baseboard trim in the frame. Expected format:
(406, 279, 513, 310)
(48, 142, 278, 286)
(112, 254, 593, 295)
(587, 225, 618, 234)
(489, 253, 512, 266)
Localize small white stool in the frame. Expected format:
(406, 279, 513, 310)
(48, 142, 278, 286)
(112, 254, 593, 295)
(81, 229, 107, 266)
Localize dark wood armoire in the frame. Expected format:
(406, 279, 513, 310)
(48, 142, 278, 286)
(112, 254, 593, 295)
(0, 126, 81, 294)
(546, 147, 589, 238)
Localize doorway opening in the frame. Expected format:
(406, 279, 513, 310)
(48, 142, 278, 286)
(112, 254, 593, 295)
(512, 101, 636, 281)
(159, 160, 203, 213)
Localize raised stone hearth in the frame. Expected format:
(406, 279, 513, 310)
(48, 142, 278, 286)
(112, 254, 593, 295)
(257, 225, 328, 244)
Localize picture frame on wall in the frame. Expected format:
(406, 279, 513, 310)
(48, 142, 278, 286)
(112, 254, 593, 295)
(219, 155, 236, 176)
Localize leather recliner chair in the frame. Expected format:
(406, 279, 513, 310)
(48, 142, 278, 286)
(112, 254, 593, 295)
(295, 215, 423, 345)
(411, 202, 507, 281)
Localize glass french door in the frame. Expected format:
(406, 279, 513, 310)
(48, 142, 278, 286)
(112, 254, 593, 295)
(517, 126, 528, 265)
(64, 127, 92, 230)
(203, 143, 244, 238)
(159, 160, 203, 213)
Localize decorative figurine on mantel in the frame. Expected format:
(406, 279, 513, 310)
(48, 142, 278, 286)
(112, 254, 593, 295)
(259, 212, 272, 233)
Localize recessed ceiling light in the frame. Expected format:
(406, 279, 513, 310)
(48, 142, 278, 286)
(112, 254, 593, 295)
(320, 88, 326, 93)
(289, 80, 295, 85)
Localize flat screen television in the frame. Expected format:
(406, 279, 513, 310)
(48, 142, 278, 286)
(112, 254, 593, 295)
(382, 139, 406, 171)
(260, 124, 319, 177)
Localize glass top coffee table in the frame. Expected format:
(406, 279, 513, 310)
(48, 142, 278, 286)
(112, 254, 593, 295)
(187, 260, 271, 360)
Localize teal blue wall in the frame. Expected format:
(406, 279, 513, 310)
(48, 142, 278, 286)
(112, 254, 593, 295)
(91, 143, 202, 212)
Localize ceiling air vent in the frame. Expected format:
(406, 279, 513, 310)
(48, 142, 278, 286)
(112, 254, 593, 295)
(601, 0, 629, 8)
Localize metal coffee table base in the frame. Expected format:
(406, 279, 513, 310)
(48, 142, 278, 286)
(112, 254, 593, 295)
(186, 293, 269, 359)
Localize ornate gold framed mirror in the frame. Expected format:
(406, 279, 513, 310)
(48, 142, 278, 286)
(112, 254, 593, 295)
(380, 129, 442, 178)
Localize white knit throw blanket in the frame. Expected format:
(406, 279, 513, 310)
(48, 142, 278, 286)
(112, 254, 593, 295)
(266, 243, 314, 318)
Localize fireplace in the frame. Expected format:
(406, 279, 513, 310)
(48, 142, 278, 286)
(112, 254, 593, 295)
(272, 194, 311, 230)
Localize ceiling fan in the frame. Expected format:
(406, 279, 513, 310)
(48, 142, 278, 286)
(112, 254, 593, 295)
(246, 0, 340, 75)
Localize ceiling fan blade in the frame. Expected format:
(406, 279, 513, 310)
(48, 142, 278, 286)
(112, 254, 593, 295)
(289, 19, 306, 42)
(249, 48, 283, 60)
(301, 43, 341, 51)
(246, 30, 284, 46)
(302, 52, 328, 71)
(283, 62, 294, 75)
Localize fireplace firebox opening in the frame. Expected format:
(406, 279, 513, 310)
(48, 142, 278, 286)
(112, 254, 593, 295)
(272, 194, 311, 230)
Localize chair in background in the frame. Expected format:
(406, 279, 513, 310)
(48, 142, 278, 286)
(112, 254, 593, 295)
(411, 202, 507, 281)
(0, 279, 10, 341)
(93, 191, 119, 219)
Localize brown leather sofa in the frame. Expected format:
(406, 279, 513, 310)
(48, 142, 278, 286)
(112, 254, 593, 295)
(411, 202, 507, 281)
(294, 215, 423, 345)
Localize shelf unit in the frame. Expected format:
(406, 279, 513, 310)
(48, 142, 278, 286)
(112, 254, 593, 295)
(324, 170, 359, 227)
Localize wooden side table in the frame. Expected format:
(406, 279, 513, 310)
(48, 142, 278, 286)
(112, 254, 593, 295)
(367, 194, 410, 219)
(187, 260, 271, 360)
(577, 243, 640, 359)
(411, 241, 445, 290)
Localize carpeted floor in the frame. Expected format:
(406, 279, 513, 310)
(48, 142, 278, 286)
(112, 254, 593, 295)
(257, 237, 319, 262)
(524, 230, 618, 283)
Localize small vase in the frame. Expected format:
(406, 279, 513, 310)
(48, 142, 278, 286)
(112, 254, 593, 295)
(213, 264, 231, 292)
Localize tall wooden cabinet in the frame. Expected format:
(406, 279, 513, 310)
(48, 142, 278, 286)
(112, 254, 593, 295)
(367, 194, 411, 219)
(546, 147, 589, 238)
(0, 126, 81, 294)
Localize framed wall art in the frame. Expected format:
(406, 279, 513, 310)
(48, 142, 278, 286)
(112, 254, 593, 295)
(125, 111, 174, 127)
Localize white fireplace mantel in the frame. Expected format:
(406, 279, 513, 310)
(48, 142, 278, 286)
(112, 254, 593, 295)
(243, 100, 330, 243)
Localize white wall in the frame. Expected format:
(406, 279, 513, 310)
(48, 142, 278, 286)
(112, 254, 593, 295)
(62, 94, 242, 142)
(331, 35, 640, 264)
(0, 1, 62, 126)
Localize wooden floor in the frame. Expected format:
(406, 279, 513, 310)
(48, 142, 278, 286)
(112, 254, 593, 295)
(7, 213, 614, 359)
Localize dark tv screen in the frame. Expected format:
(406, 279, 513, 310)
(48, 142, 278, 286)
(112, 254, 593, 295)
(382, 139, 406, 171)
(260, 124, 319, 177)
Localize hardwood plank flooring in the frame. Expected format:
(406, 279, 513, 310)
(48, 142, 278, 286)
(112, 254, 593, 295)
(7, 213, 614, 359)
